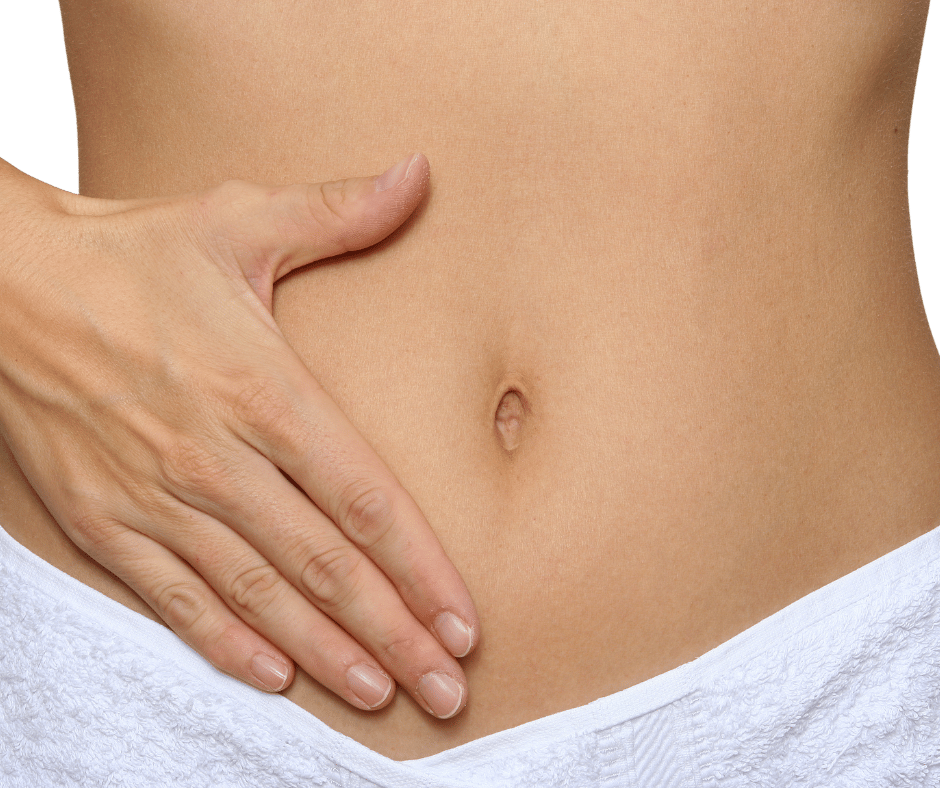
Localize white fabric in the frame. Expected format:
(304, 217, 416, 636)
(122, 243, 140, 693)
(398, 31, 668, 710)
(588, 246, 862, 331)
(2, 520, 940, 787)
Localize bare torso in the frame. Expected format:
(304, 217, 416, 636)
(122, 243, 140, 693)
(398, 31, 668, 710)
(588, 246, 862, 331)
(2, 0, 940, 760)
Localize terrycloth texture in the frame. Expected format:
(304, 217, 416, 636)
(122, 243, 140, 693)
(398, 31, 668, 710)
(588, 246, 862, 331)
(2, 522, 940, 787)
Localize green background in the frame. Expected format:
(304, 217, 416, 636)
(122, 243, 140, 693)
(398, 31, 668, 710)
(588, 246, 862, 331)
(0, 0, 940, 344)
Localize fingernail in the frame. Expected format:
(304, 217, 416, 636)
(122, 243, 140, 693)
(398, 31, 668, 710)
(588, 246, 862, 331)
(347, 664, 393, 709)
(375, 153, 417, 192)
(417, 671, 464, 719)
(434, 612, 474, 658)
(250, 653, 290, 692)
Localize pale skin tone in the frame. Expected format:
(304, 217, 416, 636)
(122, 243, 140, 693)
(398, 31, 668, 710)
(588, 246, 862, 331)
(2, 0, 940, 761)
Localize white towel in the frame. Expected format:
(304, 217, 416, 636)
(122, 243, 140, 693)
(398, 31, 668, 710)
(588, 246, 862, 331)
(2, 520, 940, 787)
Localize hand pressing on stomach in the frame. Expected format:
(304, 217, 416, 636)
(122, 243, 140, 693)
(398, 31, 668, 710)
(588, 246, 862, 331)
(0, 153, 477, 719)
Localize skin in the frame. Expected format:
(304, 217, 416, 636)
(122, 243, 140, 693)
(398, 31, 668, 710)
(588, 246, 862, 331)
(3, 0, 940, 761)
(0, 155, 479, 718)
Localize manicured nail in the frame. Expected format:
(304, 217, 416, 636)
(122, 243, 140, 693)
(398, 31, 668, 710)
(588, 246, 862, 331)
(250, 653, 290, 692)
(434, 612, 474, 658)
(417, 672, 464, 719)
(375, 153, 417, 192)
(347, 664, 393, 709)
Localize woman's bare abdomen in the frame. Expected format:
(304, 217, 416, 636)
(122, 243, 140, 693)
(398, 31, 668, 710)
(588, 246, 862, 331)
(14, 0, 938, 757)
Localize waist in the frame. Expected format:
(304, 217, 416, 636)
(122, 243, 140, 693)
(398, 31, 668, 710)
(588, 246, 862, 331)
(7, 186, 938, 755)
(266, 199, 940, 755)
(47, 0, 940, 752)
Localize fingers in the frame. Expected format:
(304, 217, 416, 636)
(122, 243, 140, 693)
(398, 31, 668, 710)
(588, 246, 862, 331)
(229, 365, 481, 667)
(90, 508, 407, 712)
(86, 523, 297, 695)
(157, 448, 469, 718)
(180, 151, 481, 680)
(193, 154, 431, 308)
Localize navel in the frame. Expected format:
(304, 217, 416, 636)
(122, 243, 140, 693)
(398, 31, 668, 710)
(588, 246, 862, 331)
(494, 388, 527, 452)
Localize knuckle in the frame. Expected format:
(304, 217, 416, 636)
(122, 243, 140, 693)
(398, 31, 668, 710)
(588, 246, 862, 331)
(157, 580, 211, 633)
(302, 182, 351, 251)
(66, 507, 122, 554)
(231, 376, 297, 440)
(302, 545, 364, 613)
(226, 562, 284, 619)
(379, 623, 422, 665)
(159, 436, 230, 499)
(314, 180, 349, 221)
(340, 483, 396, 550)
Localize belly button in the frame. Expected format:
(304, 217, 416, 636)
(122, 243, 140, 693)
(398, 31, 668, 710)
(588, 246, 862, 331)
(494, 389, 527, 452)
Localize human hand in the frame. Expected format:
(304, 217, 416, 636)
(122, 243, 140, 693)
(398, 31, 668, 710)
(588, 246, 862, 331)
(0, 154, 477, 718)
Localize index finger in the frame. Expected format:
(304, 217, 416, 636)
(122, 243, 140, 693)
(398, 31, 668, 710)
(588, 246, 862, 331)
(231, 367, 480, 660)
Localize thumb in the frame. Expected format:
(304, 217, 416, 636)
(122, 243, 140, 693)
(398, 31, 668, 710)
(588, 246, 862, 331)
(196, 153, 430, 307)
